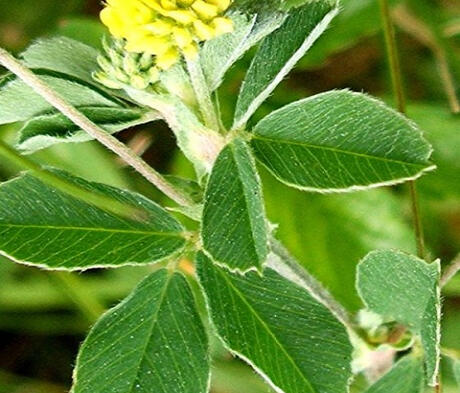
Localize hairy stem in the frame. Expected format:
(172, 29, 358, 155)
(409, 180, 426, 260)
(50, 272, 105, 324)
(269, 237, 352, 328)
(0, 46, 193, 207)
(440, 254, 460, 287)
(185, 56, 220, 131)
(0, 140, 143, 220)
(378, 0, 427, 261)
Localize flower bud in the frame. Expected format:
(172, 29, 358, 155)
(93, 39, 161, 91)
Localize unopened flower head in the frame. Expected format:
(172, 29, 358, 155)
(93, 39, 161, 90)
(100, 0, 234, 70)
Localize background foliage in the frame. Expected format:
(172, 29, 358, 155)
(0, 0, 458, 392)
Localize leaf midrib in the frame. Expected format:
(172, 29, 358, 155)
(0, 223, 183, 237)
(128, 272, 173, 393)
(230, 142, 264, 268)
(217, 268, 317, 393)
(252, 134, 429, 167)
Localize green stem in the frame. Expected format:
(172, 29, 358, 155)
(440, 254, 460, 287)
(378, 0, 426, 261)
(269, 237, 352, 328)
(0, 46, 193, 207)
(185, 56, 220, 131)
(379, 0, 406, 114)
(0, 140, 143, 220)
(409, 180, 426, 260)
(49, 272, 105, 324)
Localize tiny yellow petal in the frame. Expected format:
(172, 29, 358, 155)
(207, 0, 231, 12)
(191, 0, 219, 20)
(156, 47, 180, 69)
(211, 17, 233, 36)
(193, 20, 215, 40)
(182, 42, 199, 60)
(177, 0, 195, 5)
(100, 8, 125, 38)
(125, 35, 171, 55)
(144, 20, 174, 35)
(164, 10, 197, 25)
(160, 0, 177, 10)
(172, 27, 193, 48)
(134, 2, 154, 23)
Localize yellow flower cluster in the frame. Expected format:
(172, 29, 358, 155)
(100, 0, 233, 70)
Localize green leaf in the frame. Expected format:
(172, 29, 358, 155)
(233, 1, 338, 129)
(0, 73, 121, 125)
(72, 269, 209, 393)
(251, 90, 435, 192)
(357, 250, 441, 385)
(196, 252, 353, 393)
(21, 36, 100, 85)
(201, 10, 286, 92)
(17, 106, 159, 153)
(0, 170, 186, 270)
(364, 354, 425, 393)
(201, 138, 268, 273)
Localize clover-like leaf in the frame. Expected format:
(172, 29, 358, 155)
(197, 252, 353, 393)
(251, 90, 435, 192)
(201, 138, 268, 273)
(72, 269, 209, 393)
(0, 170, 186, 270)
(357, 250, 441, 385)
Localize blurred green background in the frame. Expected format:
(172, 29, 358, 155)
(0, 0, 459, 392)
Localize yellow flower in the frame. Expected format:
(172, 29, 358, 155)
(100, 0, 234, 70)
